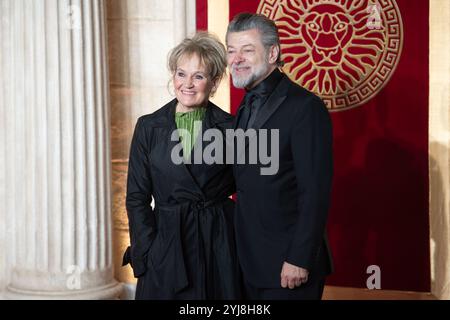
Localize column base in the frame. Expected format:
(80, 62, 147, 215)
(4, 281, 123, 300)
(119, 283, 136, 300)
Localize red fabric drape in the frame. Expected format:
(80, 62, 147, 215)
(196, 0, 208, 31)
(199, 0, 430, 292)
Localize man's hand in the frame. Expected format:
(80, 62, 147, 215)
(280, 261, 309, 289)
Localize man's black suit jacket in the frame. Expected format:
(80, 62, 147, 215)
(233, 72, 334, 288)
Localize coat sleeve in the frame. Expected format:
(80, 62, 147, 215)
(286, 95, 333, 271)
(124, 116, 156, 277)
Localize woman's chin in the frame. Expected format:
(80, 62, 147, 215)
(178, 99, 207, 109)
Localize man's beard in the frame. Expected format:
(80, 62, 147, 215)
(231, 61, 271, 89)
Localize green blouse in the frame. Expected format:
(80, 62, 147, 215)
(175, 107, 207, 160)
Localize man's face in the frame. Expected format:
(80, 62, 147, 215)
(226, 28, 274, 89)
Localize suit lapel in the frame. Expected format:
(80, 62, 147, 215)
(233, 75, 289, 178)
(251, 76, 289, 130)
(234, 75, 289, 155)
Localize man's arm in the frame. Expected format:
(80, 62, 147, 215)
(283, 95, 333, 287)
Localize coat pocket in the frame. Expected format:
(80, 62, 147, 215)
(147, 214, 188, 293)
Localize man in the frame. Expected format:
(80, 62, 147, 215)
(226, 13, 333, 300)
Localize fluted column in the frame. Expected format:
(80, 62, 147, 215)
(1, 0, 122, 299)
(0, 0, 12, 299)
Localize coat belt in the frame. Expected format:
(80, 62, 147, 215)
(153, 197, 229, 294)
(155, 196, 228, 211)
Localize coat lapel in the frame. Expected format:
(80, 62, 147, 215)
(251, 75, 289, 130)
(232, 75, 289, 179)
(157, 99, 206, 200)
(232, 75, 289, 157)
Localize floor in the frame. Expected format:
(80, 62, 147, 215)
(0, 286, 437, 300)
(322, 286, 436, 300)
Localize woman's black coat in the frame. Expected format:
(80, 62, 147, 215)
(122, 99, 241, 299)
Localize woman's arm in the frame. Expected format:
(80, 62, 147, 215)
(124, 116, 156, 277)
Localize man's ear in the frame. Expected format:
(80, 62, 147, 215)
(268, 45, 280, 64)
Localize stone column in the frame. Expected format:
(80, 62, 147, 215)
(0, 0, 11, 299)
(429, 0, 450, 300)
(1, 0, 122, 299)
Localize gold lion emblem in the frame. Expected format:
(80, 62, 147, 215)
(258, 0, 404, 111)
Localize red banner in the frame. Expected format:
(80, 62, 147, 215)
(198, 0, 430, 292)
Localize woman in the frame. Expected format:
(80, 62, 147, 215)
(122, 32, 241, 299)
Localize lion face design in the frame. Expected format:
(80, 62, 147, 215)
(272, 0, 386, 96)
(301, 5, 353, 68)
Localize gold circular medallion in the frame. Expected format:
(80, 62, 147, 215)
(257, 0, 404, 111)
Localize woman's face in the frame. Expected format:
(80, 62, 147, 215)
(174, 54, 215, 110)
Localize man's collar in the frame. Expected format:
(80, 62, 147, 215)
(246, 68, 284, 97)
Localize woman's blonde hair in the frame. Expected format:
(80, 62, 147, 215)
(168, 31, 227, 84)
